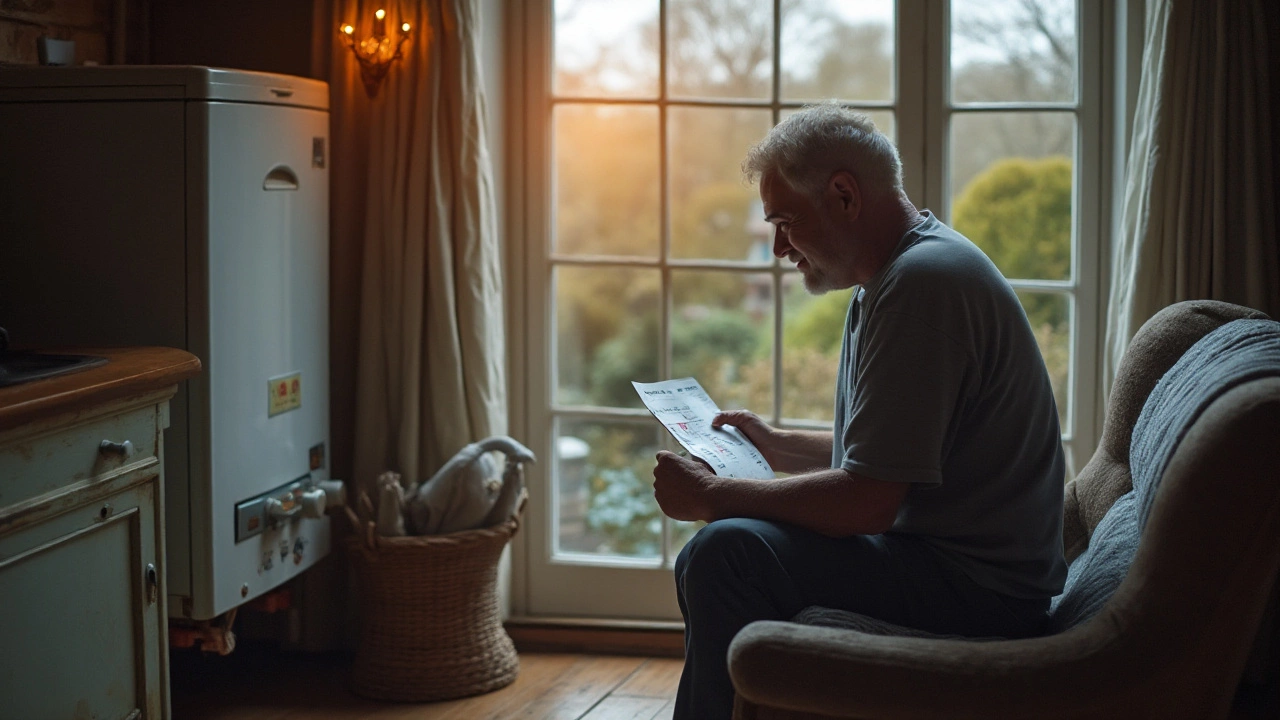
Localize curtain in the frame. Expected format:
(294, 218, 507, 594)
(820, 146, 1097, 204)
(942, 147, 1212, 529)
(338, 0, 506, 499)
(1104, 0, 1279, 397)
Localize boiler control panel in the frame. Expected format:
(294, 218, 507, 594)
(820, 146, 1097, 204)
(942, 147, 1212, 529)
(234, 474, 325, 542)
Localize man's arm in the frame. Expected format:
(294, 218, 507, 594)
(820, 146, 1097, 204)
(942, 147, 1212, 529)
(712, 410, 833, 475)
(653, 451, 908, 538)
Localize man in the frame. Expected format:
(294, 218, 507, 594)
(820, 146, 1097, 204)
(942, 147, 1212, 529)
(653, 103, 1067, 719)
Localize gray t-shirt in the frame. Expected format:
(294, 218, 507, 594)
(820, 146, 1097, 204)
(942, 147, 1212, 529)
(832, 211, 1067, 599)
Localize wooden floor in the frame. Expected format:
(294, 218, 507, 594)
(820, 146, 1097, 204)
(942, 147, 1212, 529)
(170, 645, 683, 720)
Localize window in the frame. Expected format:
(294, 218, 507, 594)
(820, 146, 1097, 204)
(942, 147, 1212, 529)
(516, 0, 1103, 619)
(944, 0, 1101, 476)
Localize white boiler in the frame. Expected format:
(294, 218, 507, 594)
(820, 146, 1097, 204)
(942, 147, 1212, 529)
(0, 66, 337, 620)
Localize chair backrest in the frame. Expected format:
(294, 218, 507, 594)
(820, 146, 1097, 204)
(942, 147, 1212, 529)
(1051, 314, 1280, 630)
(1056, 301, 1280, 702)
(1062, 300, 1269, 561)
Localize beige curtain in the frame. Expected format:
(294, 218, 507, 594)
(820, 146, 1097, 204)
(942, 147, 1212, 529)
(1105, 0, 1280, 396)
(339, 0, 506, 498)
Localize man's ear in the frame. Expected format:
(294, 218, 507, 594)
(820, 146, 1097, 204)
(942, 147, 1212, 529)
(827, 171, 861, 220)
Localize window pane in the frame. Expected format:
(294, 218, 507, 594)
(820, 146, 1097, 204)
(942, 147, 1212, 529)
(669, 519, 704, 562)
(950, 0, 1077, 104)
(780, 108, 896, 143)
(554, 0, 658, 98)
(672, 271, 773, 412)
(554, 104, 659, 257)
(781, 275, 852, 422)
(782, 0, 894, 103)
(668, 0, 772, 99)
(949, 111, 1073, 281)
(1061, 440, 1078, 483)
(556, 266, 659, 408)
(556, 418, 662, 559)
(669, 107, 773, 260)
(1017, 290, 1071, 430)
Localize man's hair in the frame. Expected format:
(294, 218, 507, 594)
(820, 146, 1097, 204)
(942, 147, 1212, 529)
(743, 102, 903, 203)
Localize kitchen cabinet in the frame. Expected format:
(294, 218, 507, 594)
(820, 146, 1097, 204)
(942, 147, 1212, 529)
(0, 347, 200, 720)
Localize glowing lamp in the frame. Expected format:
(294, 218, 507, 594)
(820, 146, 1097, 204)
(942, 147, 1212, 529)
(338, 8, 411, 98)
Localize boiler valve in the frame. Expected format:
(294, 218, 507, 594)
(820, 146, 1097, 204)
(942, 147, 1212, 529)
(236, 474, 344, 541)
(298, 488, 327, 519)
(264, 495, 300, 522)
(317, 479, 347, 512)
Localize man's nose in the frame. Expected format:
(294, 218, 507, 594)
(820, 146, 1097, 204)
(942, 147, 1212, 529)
(772, 228, 789, 258)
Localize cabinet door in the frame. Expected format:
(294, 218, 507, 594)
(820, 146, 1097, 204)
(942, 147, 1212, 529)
(0, 476, 165, 719)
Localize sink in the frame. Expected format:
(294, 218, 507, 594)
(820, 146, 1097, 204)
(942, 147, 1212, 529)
(0, 351, 108, 388)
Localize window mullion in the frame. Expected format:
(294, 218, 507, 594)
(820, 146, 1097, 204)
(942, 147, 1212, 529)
(660, 96, 671, 383)
(925, 0, 950, 219)
(771, 0, 782, 103)
(1072, 0, 1105, 469)
(658, 0, 673, 567)
(895, 0, 928, 210)
(950, 102, 1081, 112)
(771, 0, 783, 426)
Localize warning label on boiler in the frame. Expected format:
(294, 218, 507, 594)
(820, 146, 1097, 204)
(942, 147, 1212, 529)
(268, 372, 302, 417)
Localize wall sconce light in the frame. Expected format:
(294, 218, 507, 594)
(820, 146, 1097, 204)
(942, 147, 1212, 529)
(339, 9, 411, 98)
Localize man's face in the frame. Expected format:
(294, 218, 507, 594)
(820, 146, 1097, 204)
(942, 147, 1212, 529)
(760, 172, 852, 294)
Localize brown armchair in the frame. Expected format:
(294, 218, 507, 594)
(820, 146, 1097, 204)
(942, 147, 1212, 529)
(729, 300, 1280, 719)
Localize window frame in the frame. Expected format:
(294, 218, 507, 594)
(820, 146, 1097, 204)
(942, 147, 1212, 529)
(922, 0, 1104, 475)
(508, 0, 1109, 619)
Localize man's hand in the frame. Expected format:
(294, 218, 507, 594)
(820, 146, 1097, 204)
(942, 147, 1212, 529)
(712, 409, 779, 460)
(713, 409, 835, 475)
(653, 450, 719, 523)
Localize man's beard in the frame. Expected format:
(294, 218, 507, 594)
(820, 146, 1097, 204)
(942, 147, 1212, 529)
(800, 263, 836, 294)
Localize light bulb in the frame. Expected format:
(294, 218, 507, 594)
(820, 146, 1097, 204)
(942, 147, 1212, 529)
(342, 24, 354, 34)
(402, 22, 410, 32)
(375, 9, 385, 19)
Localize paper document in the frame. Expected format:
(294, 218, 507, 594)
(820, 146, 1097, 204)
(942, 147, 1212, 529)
(632, 378, 775, 479)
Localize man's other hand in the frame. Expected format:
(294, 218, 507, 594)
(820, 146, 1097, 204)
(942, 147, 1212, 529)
(653, 450, 719, 523)
(713, 410, 778, 455)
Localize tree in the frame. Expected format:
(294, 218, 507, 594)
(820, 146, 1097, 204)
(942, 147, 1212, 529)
(952, 0, 1075, 103)
(782, 17, 893, 103)
(783, 287, 853, 356)
(669, 177, 766, 263)
(590, 305, 765, 409)
(949, 0, 1077, 193)
(951, 155, 1072, 297)
(952, 155, 1073, 424)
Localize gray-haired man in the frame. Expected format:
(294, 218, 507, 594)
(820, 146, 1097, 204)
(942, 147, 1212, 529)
(653, 103, 1067, 719)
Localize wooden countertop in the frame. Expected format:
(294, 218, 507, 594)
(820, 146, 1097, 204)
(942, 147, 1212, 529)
(0, 347, 201, 433)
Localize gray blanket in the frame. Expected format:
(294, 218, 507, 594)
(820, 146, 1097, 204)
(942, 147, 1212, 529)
(1129, 318, 1280, 529)
(1049, 318, 1280, 631)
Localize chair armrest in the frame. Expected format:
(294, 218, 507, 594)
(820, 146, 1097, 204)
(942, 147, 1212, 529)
(731, 381, 1280, 720)
(729, 621, 1130, 720)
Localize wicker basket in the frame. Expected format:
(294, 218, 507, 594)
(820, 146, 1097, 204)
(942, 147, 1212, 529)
(347, 505, 522, 702)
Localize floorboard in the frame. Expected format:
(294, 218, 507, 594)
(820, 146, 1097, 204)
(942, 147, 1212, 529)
(611, 658, 683, 700)
(170, 644, 683, 720)
(579, 696, 670, 720)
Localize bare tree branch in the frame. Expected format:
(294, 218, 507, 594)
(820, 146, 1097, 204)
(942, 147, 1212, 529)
(1020, 0, 1072, 69)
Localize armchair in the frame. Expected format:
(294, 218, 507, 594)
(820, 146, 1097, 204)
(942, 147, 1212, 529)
(729, 300, 1280, 719)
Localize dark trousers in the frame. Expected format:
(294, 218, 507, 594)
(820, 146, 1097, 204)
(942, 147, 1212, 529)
(673, 518, 1050, 720)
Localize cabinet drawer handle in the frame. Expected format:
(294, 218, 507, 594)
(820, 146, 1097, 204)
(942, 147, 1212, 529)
(99, 439, 135, 458)
(145, 563, 158, 605)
